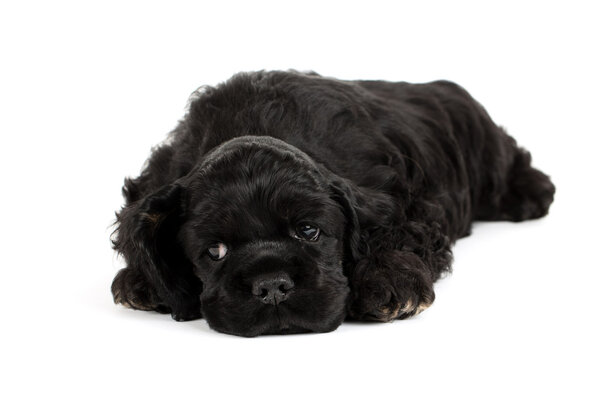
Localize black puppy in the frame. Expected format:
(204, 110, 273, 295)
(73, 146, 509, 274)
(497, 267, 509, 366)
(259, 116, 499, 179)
(111, 71, 555, 336)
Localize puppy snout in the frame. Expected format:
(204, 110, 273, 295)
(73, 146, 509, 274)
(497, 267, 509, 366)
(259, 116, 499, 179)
(251, 272, 294, 305)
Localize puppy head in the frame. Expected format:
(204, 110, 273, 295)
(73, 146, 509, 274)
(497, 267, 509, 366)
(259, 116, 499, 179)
(129, 136, 366, 336)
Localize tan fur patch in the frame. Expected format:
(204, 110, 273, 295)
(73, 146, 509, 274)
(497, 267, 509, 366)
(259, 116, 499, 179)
(376, 303, 401, 321)
(375, 298, 432, 321)
(415, 301, 432, 315)
(140, 212, 162, 224)
(400, 299, 414, 313)
(114, 289, 155, 311)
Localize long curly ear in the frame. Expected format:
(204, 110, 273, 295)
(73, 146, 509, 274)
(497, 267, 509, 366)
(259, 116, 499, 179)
(329, 177, 363, 263)
(328, 174, 396, 267)
(112, 183, 202, 321)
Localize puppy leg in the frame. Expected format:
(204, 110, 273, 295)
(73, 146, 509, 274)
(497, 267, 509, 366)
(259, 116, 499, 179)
(498, 148, 555, 221)
(348, 250, 439, 322)
(347, 205, 453, 322)
(111, 267, 170, 313)
(475, 132, 556, 222)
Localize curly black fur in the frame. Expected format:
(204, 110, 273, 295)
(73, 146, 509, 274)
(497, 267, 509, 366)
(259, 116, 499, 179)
(111, 71, 555, 336)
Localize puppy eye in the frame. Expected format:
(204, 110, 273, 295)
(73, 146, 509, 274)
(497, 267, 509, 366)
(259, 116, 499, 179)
(207, 243, 228, 261)
(294, 224, 320, 241)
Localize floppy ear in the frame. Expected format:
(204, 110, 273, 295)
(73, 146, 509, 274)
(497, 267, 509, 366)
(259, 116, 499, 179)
(329, 177, 363, 263)
(112, 183, 203, 321)
(328, 174, 396, 267)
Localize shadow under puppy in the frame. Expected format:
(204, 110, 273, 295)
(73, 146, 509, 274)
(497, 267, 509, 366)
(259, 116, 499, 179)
(111, 71, 555, 337)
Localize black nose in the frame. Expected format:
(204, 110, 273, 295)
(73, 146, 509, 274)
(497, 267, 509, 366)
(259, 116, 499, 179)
(252, 272, 294, 305)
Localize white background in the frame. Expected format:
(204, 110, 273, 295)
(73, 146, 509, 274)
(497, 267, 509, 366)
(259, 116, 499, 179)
(1, 1, 598, 399)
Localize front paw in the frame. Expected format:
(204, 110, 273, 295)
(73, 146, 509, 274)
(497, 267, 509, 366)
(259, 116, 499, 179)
(368, 295, 433, 322)
(171, 304, 202, 322)
(349, 251, 435, 322)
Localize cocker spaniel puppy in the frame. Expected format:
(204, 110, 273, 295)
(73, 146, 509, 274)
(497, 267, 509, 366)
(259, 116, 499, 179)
(111, 71, 555, 336)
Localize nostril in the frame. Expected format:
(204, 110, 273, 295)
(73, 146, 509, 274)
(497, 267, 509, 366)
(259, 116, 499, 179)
(252, 272, 294, 305)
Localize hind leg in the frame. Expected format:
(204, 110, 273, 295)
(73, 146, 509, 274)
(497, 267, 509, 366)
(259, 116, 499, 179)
(497, 148, 555, 221)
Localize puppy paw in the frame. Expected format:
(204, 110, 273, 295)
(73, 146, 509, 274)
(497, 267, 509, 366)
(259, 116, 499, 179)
(170, 303, 203, 322)
(374, 297, 434, 321)
(349, 251, 435, 322)
(501, 153, 556, 221)
(360, 283, 434, 322)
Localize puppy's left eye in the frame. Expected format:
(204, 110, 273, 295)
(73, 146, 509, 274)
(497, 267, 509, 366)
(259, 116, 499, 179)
(294, 224, 320, 241)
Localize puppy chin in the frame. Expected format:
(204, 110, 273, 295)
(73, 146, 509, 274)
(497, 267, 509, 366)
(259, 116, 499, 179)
(204, 311, 347, 338)
(200, 285, 349, 337)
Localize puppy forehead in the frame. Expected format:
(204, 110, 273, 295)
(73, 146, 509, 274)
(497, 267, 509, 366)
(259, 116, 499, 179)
(185, 135, 331, 206)
(197, 135, 324, 188)
(185, 143, 340, 235)
(189, 175, 332, 228)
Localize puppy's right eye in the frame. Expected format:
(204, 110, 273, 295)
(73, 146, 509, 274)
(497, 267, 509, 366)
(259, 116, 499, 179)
(207, 243, 228, 261)
(294, 223, 320, 241)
